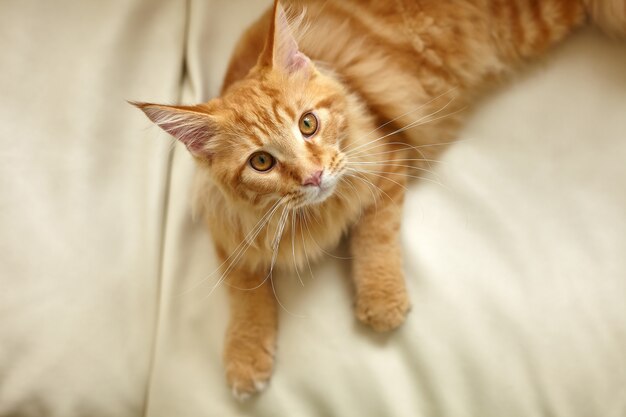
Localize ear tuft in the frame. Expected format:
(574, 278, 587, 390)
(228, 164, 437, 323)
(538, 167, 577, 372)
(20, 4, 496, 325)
(130, 101, 215, 156)
(259, 1, 313, 74)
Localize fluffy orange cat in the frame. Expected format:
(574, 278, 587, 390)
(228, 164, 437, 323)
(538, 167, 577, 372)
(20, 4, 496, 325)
(133, 0, 625, 399)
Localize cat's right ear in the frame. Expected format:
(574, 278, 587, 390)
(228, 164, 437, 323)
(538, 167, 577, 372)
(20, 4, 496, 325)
(259, 1, 312, 74)
(130, 102, 216, 157)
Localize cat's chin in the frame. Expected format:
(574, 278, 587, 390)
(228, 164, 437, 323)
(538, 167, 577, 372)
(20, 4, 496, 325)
(290, 181, 336, 208)
(304, 185, 335, 206)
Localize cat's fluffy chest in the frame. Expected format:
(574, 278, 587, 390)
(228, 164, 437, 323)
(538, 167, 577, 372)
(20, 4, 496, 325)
(197, 172, 364, 273)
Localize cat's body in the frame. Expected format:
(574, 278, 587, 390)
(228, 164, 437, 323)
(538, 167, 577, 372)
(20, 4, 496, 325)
(134, 0, 625, 399)
(199, 0, 591, 273)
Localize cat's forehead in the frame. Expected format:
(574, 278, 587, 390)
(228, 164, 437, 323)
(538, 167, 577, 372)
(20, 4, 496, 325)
(224, 76, 310, 112)
(218, 86, 308, 144)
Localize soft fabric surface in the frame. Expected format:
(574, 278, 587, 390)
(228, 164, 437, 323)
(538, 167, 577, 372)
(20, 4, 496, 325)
(0, 1, 185, 415)
(1, 1, 625, 416)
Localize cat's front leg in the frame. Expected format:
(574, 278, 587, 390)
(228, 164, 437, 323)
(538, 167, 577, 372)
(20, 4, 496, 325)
(222, 261, 277, 400)
(349, 174, 410, 332)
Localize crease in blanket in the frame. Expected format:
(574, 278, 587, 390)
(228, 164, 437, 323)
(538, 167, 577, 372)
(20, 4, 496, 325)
(140, 1, 194, 416)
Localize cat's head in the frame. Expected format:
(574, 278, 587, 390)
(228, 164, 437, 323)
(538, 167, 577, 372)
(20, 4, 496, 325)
(133, 2, 359, 210)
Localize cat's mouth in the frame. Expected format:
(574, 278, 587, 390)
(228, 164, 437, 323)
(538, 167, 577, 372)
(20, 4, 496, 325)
(305, 184, 335, 205)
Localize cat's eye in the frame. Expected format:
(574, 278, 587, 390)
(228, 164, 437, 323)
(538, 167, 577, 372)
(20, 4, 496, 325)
(299, 112, 319, 137)
(249, 151, 275, 172)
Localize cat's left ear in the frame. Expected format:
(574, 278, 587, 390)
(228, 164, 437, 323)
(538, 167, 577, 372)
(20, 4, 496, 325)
(259, 1, 313, 74)
(131, 102, 217, 157)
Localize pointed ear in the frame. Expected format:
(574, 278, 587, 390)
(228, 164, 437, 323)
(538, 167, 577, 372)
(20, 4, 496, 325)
(130, 102, 216, 156)
(259, 1, 312, 74)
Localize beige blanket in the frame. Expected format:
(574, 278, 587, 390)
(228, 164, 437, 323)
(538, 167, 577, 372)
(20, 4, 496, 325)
(1, 1, 625, 416)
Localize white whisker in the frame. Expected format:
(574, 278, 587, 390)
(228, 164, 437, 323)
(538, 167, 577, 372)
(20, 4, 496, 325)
(340, 87, 458, 153)
(298, 210, 315, 280)
(346, 103, 465, 159)
(203, 198, 285, 297)
(349, 167, 450, 191)
(178, 198, 284, 297)
(347, 162, 443, 182)
(291, 209, 304, 286)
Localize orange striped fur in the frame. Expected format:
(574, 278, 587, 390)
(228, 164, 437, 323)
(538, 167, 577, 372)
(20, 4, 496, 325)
(134, 0, 625, 399)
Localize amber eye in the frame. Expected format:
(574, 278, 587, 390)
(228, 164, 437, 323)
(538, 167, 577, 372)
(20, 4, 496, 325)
(249, 151, 275, 172)
(299, 112, 319, 137)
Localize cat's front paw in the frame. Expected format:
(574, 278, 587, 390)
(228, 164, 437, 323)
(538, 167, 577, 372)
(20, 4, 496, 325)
(356, 281, 410, 332)
(224, 334, 275, 401)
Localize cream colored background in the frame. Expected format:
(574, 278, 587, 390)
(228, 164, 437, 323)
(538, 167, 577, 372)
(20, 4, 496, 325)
(1, 1, 625, 416)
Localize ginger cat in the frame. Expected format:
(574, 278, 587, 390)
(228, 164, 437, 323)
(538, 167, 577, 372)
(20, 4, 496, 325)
(133, 0, 625, 399)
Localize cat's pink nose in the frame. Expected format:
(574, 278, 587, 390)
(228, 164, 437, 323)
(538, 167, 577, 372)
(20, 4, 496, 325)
(303, 170, 323, 187)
